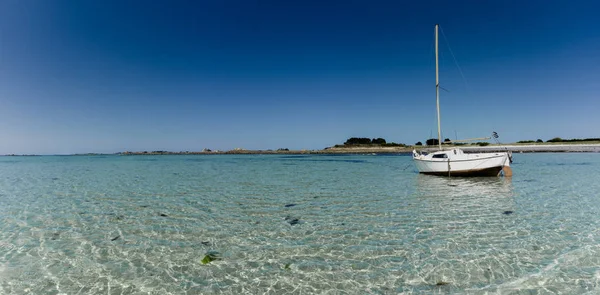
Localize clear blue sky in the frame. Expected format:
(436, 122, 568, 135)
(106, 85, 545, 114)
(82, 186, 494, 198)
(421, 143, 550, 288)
(1, 0, 598, 154)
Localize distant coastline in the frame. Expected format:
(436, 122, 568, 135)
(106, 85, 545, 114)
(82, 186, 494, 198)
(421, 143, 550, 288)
(3, 142, 600, 156)
(93, 142, 600, 155)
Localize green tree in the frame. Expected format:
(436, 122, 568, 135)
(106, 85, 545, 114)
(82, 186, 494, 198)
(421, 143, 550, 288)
(372, 138, 387, 144)
(426, 138, 439, 146)
(344, 137, 372, 145)
(415, 141, 423, 146)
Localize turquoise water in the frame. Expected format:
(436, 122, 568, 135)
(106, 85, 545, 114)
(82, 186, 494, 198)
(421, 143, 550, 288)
(1, 153, 600, 294)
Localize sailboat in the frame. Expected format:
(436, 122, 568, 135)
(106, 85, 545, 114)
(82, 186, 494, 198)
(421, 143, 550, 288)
(412, 25, 512, 177)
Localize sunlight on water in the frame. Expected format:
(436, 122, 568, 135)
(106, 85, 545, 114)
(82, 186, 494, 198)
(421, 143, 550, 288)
(1, 153, 599, 294)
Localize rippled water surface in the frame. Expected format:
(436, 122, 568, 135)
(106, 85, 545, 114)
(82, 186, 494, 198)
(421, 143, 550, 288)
(1, 153, 600, 294)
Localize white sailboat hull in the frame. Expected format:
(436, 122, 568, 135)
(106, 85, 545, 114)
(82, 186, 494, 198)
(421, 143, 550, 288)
(413, 149, 511, 177)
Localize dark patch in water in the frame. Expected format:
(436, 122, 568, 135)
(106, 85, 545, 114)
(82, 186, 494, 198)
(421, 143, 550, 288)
(111, 235, 120, 241)
(284, 215, 301, 225)
(503, 211, 514, 215)
(51, 177, 59, 181)
(159, 213, 168, 217)
(284, 204, 296, 208)
(140, 205, 149, 208)
(51, 233, 60, 240)
(201, 241, 211, 246)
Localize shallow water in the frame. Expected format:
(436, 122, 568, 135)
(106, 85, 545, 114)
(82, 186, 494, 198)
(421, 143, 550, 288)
(1, 153, 599, 294)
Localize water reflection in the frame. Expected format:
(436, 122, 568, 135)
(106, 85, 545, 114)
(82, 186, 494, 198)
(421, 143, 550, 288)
(416, 174, 514, 201)
(413, 174, 515, 215)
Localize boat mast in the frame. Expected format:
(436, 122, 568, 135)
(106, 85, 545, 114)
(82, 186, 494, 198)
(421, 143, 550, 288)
(435, 24, 441, 150)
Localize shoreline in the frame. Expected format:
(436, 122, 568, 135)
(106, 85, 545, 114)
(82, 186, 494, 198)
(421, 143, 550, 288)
(117, 143, 600, 155)
(3, 144, 600, 156)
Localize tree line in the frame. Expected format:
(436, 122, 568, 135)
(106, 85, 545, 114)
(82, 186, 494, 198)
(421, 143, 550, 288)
(338, 136, 599, 149)
(339, 137, 406, 147)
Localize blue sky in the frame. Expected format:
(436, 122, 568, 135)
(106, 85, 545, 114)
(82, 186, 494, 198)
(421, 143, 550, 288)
(1, 0, 599, 154)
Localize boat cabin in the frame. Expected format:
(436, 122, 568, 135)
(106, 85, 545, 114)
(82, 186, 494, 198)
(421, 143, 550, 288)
(430, 148, 464, 158)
